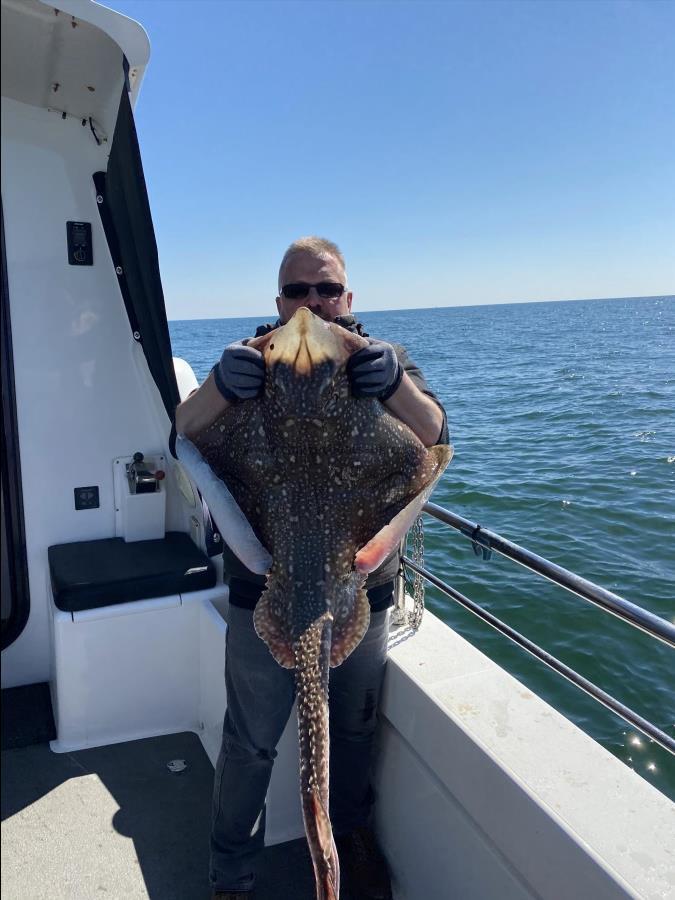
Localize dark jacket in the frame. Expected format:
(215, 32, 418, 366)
(222, 315, 448, 610)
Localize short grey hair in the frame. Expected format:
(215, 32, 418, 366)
(278, 236, 348, 291)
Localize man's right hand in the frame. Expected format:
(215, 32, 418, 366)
(212, 340, 265, 403)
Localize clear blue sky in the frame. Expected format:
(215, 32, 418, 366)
(105, 0, 674, 320)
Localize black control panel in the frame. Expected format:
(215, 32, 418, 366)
(66, 221, 93, 266)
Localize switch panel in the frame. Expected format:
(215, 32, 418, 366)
(66, 221, 93, 265)
(74, 486, 99, 510)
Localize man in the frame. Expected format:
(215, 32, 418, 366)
(176, 237, 448, 900)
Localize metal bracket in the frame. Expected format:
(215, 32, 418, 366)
(461, 525, 493, 561)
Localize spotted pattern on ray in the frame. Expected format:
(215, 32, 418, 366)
(190, 308, 451, 899)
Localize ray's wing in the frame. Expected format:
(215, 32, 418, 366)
(175, 433, 272, 575)
(330, 435, 453, 666)
(355, 443, 453, 574)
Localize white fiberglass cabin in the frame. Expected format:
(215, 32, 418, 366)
(1, 2, 673, 899)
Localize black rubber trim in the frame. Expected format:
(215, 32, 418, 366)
(93, 170, 142, 339)
(1, 195, 30, 651)
(94, 85, 180, 422)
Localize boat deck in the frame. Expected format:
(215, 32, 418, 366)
(1, 732, 318, 900)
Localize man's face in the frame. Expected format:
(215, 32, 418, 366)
(276, 251, 353, 324)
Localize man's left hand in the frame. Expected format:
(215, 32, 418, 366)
(347, 339, 403, 401)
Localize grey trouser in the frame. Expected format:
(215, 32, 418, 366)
(209, 603, 390, 893)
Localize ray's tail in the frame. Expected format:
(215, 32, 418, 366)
(295, 612, 340, 900)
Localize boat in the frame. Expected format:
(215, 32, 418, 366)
(2, 2, 673, 898)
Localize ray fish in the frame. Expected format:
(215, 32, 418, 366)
(177, 307, 452, 899)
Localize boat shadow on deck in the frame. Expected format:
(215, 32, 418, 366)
(1, 732, 318, 900)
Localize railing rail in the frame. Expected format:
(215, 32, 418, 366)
(398, 502, 675, 756)
(423, 502, 675, 649)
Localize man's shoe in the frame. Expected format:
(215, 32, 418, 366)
(336, 826, 393, 900)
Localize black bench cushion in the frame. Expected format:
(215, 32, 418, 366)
(48, 532, 217, 613)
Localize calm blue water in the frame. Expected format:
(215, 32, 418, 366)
(170, 296, 675, 799)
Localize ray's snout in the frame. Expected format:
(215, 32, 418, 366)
(258, 308, 359, 376)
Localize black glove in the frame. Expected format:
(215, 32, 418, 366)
(212, 340, 265, 403)
(347, 339, 403, 401)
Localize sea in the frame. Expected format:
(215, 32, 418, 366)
(169, 295, 675, 801)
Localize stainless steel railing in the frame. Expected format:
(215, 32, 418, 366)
(423, 502, 675, 647)
(398, 502, 675, 756)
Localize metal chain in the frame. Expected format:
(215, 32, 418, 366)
(408, 515, 425, 631)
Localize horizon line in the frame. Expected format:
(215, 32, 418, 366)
(168, 293, 674, 323)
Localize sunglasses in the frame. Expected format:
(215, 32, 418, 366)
(281, 282, 345, 301)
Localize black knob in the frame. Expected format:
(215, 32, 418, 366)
(133, 452, 144, 463)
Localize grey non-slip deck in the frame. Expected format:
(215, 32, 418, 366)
(1, 732, 316, 900)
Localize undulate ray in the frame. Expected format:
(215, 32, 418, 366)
(177, 308, 452, 899)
